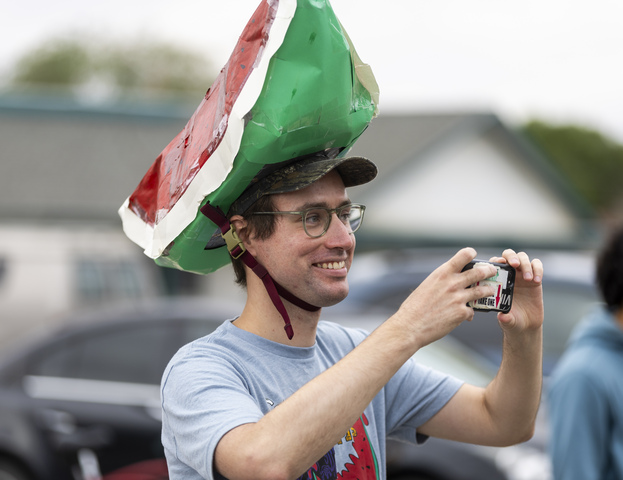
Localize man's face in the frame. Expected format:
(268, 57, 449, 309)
(249, 170, 356, 308)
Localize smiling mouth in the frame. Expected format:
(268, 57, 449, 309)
(314, 261, 346, 270)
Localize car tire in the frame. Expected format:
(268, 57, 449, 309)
(0, 461, 31, 480)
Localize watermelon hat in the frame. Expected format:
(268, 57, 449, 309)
(119, 0, 379, 338)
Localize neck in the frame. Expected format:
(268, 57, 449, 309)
(235, 283, 322, 347)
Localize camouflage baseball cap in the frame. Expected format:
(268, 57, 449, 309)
(229, 149, 378, 216)
(203, 149, 377, 250)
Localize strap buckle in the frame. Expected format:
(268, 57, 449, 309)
(223, 228, 246, 259)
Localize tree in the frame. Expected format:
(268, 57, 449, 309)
(522, 120, 623, 217)
(100, 42, 213, 94)
(11, 38, 92, 87)
(8, 35, 216, 100)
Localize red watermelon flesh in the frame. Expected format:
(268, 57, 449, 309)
(127, 1, 277, 226)
(338, 413, 379, 480)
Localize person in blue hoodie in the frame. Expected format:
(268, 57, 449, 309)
(548, 224, 623, 480)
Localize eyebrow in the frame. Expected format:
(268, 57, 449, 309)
(294, 199, 352, 211)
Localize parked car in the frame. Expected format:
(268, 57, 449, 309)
(102, 458, 169, 480)
(0, 295, 549, 480)
(0, 297, 240, 480)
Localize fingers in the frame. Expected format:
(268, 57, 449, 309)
(491, 249, 543, 284)
(531, 258, 544, 284)
(464, 261, 497, 284)
(444, 249, 500, 310)
(396, 248, 488, 344)
(447, 247, 477, 271)
(449, 248, 498, 288)
(466, 281, 497, 305)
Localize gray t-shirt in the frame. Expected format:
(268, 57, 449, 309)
(161, 319, 463, 480)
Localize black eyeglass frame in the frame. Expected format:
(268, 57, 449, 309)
(251, 203, 366, 238)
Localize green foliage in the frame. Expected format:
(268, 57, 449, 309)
(98, 42, 213, 94)
(522, 120, 623, 214)
(9, 35, 215, 99)
(13, 39, 92, 86)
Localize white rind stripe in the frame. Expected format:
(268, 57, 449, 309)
(118, 0, 297, 258)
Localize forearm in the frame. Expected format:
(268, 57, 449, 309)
(483, 325, 543, 444)
(215, 318, 417, 480)
(477, 250, 544, 445)
(419, 325, 543, 447)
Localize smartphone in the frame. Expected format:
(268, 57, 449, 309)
(461, 260, 516, 313)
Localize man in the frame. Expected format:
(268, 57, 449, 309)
(548, 224, 623, 480)
(119, 2, 543, 478)
(159, 153, 544, 480)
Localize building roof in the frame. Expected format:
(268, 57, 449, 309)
(347, 112, 596, 249)
(0, 93, 193, 224)
(0, 95, 597, 247)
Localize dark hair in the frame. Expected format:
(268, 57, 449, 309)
(595, 224, 623, 311)
(231, 194, 277, 287)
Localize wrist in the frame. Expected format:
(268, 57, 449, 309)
(502, 324, 543, 353)
(384, 310, 427, 353)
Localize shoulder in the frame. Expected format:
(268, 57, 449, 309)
(548, 345, 618, 409)
(553, 309, 622, 377)
(169, 320, 237, 362)
(161, 320, 249, 388)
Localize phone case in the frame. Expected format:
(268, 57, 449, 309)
(462, 260, 515, 313)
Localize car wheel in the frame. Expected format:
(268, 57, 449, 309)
(0, 461, 31, 480)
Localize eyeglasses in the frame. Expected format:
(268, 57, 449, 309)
(251, 203, 366, 238)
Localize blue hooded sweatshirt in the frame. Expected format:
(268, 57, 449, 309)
(548, 306, 623, 480)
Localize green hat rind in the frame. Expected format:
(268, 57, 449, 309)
(133, 0, 378, 275)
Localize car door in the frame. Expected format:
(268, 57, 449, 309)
(21, 320, 183, 476)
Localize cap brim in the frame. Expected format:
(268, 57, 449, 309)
(230, 154, 377, 216)
(266, 155, 377, 195)
(204, 154, 377, 251)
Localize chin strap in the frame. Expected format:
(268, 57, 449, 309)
(200, 202, 320, 340)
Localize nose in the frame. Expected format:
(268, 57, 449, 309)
(323, 212, 355, 249)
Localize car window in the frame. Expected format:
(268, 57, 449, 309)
(75, 258, 146, 302)
(28, 323, 178, 385)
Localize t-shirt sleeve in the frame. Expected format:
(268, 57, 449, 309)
(384, 356, 464, 445)
(161, 344, 263, 480)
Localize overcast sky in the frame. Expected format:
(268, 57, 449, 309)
(3, 0, 623, 142)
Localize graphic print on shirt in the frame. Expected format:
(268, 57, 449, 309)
(337, 414, 379, 480)
(297, 414, 379, 480)
(297, 448, 337, 480)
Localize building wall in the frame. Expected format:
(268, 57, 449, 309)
(362, 123, 578, 244)
(0, 224, 165, 348)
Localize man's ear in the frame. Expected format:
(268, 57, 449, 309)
(230, 215, 256, 255)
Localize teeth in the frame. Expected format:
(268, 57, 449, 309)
(316, 261, 345, 270)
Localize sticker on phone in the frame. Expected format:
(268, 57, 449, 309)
(462, 260, 516, 313)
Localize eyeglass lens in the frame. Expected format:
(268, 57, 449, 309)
(303, 205, 363, 237)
